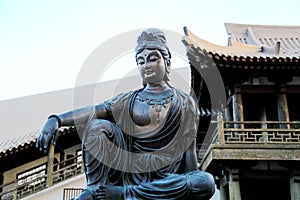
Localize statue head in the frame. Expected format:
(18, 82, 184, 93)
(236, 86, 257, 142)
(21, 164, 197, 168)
(135, 29, 171, 85)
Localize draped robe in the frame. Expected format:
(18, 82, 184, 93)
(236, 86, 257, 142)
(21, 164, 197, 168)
(81, 88, 214, 199)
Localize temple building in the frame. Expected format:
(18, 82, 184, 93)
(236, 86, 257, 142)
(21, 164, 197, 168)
(1, 23, 300, 200)
(183, 23, 300, 200)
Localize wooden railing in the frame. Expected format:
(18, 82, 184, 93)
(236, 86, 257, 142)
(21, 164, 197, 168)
(0, 155, 83, 200)
(197, 114, 300, 160)
(213, 114, 300, 145)
(222, 121, 300, 144)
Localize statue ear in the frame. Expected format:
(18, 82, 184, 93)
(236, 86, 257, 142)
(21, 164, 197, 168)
(165, 59, 171, 67)
(167, 59, 171, 66)
(166, 60, 171, 73)
(164, 60, 171, 82)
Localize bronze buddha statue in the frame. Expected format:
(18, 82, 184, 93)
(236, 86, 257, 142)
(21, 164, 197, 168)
(37, 28, 215, 200)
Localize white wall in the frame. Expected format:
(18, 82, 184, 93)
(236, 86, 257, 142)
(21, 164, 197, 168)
(21, 174, 86, 200)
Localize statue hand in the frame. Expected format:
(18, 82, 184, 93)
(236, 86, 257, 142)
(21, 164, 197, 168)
(36, 117, 60, 153)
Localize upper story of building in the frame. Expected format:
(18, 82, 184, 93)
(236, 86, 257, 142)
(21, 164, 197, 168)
(182, 23, 300, 182)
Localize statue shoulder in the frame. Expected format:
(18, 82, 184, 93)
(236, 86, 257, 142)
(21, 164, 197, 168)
(174, 88, 200, 120)
(103, 91, 135, 107)
(173, 88, 198, 108)
(173, 88, 199, 137)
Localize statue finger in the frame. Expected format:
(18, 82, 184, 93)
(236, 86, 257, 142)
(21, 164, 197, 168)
(36, 134, 42, 151)
(44, 139, 51, 154)
(42, 131, 51, 153)
(52, 130, 60, 145)
(39, 133, 45, 152)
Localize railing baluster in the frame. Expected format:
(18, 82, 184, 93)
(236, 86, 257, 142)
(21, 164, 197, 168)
(262, 122, 267, 144)
(217, 113, 225, 144)
(222, 121, 300, 144)
(46, 143, 55, 188)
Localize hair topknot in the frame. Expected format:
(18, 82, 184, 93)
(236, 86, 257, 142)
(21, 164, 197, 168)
(136, 28, 167, 48)
(135, 28, 171, 60)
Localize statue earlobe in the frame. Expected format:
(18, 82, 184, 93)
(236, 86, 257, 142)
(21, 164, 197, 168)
(167, 59, 171, 66)
(165, 59, 171, 68)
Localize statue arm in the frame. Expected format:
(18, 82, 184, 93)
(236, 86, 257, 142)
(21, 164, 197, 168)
(185, 139, 198, 172)
(55, 103, 110, 126)
(36, 103, 110, 153)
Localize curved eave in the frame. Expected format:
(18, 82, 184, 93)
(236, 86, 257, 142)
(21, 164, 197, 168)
(183, 26, 263, 56)
(0, 127, 77, 159)
(183, 27, 300, 70)
(185, 44, 300, 70)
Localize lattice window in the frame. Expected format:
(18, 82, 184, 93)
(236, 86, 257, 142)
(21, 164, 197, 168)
(16, 163, 47, 197)
(76, 149, 83, 169)
(63, 188, 83, 200)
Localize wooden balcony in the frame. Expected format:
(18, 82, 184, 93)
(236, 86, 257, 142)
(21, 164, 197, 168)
(0, 155, 84, 200)
(199, 114, 300, 171)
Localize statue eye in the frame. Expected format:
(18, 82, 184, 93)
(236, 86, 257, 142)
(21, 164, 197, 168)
(149, 56, 158, 62)
(138, 59, 145, 65)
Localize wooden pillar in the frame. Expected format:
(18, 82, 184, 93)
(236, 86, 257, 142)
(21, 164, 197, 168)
(225, 89, 233, 125)
(220, 175, 228, 200)
(232, 91, 244, 129)
(277, 92, 290, 128)
(217, 113, 225, 144)
(46, 143, 55, 187)
(0, 172, 3, 193)
(220, 186, 228, 200)
(290, 171, 300, 200)
(228, 169, 241, 200)
(225, 105, 233, 128)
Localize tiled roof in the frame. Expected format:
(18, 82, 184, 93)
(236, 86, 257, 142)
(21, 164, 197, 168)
(183, 27, 263, 57)
(225, 23, 300, 57)
(0, 127, 76, 158)
(182, 27, 300, 70)
(183, 26, 300, 58)
(0, 130, 39, 156)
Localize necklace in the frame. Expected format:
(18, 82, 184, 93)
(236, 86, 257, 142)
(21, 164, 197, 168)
(136, 90, 173, 122)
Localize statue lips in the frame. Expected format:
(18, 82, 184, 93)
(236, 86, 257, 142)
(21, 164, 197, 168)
(145, 69, 154, 76)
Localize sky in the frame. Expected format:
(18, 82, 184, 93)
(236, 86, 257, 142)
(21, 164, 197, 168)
(0, 0, 300, 101)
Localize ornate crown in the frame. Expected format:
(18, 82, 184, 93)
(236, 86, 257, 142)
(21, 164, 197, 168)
(136, 29, 167, 48)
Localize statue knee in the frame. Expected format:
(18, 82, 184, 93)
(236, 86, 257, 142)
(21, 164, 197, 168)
(85, 119, 114, 139)
(187, 171, 215, 199)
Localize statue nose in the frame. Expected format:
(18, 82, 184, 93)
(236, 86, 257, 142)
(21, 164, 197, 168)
(145, 61, 151, 69)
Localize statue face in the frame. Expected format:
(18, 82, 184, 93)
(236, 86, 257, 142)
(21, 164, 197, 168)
(136, 49, 167, 84)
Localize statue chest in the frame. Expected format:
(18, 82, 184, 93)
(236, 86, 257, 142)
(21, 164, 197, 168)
(132, 100, 171, 127)
(131, 94, 174, 137)
(128, 89, 174, 135)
